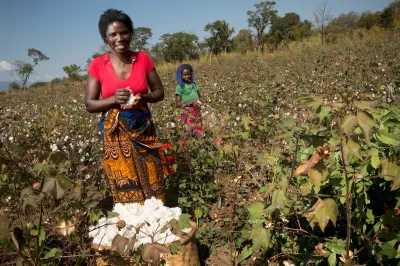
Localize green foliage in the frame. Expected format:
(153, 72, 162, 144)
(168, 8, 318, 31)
(152, 32, 200, 62)
(8, 81, 21, 91)
(130, 27, 153, 51)
(204, 20, 235, 55)
(232, 29, 255, 54)
(268, 12, 312, 48)
(357, 12, 381, 30)
(62, 64, 83, 80)
(247, 1, 277, 52)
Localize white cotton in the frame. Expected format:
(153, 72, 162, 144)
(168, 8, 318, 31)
(121, 90, 136, 108)
(89, 197, 190, 250)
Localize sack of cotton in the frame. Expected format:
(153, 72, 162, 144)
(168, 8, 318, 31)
(89, 197, 200, 266)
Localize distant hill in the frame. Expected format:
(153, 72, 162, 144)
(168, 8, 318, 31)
(0, 81, 42, 92)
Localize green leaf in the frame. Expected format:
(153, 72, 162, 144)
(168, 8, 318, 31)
(194, 208, 202, 219)
(357, 111, 375, 144)
(318, 106, 332, 122)
(248, 202, 264, 219)
(342, 115, 357, 137)
(354, 101, 374, 112)
(250, 226, 270, 251)
(302, 198, 339, 231)
(223, 143, 233, 154)
(240, 246, 253, 262)
(107, 211, 119, 218)
(42, 175, 73, 200)
(327, 240, 346, 254)
(380, 242, 397, 259)
(347, 138, 363, 161)
(371, 156, 381, 169)
(300, 96, 323, 109)
(377, 130, 399, 146)
(265, 189, 288, 214)
(328, 253, 337, 266)
(381, 157, 399, 181)
(178, 213, 191, 230)
(380, 157, 400, 190)
(47, 151, 68, 165)
(43, 248, 62, 259)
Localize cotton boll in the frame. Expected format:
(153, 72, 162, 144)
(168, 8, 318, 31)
(170, 207, 182, 220)
(144, 197, 158, 211)
(120, 90, 136, 108)
(90, 197, 190, 249)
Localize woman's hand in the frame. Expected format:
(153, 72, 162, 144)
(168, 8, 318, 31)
(114, 87, 131, 105)
(120, 90, 143, 110)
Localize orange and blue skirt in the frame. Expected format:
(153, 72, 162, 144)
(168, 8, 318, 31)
(100, 107, 165, 204)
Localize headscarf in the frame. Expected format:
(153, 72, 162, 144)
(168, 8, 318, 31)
(176, 64, 194, 89)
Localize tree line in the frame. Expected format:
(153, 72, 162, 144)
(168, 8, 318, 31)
(9, 0, 400, 90)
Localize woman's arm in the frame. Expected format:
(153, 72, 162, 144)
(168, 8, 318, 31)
(140, 68, 164, 103)
(85, 74, 130, 113)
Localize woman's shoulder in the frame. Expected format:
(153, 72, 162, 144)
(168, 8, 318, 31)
(136, 51, 151, 60)
(90, 53, 109, 65)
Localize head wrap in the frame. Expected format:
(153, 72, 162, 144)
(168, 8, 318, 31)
(176, 64, 194, 89)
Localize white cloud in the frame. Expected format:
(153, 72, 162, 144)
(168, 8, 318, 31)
(0, 61, 13, 72)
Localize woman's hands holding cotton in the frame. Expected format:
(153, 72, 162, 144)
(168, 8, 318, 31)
(115, 87, 141, 108)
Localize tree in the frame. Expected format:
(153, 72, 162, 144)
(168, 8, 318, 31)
(247, 1, 277, 52)
(267, 13, 312, 49)
(314, 1, 333, 46)
(204, 20, 235, 55)
(63, 64, 83, 80)
(154, 32, 199, 62)
(130, 27, 153, 51)
(357, 12, 381, 30)
(11, 48, 49, 89)
(233, 29, 255, 54)
(326, 12, 360, 34)
(380, 6, 396, 29)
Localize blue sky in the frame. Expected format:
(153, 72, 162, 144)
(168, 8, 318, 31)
(0, 0, 394, 82)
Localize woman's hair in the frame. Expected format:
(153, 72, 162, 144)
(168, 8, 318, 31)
(98, 9, 134, 43)
(176, 64, 194, 89)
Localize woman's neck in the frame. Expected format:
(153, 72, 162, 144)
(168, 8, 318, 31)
(110, 51, 131, 65)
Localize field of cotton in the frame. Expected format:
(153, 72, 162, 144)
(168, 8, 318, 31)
(1, 30, 400, 265)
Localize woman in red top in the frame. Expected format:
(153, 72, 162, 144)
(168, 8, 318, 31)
(85, 9, 166, 204)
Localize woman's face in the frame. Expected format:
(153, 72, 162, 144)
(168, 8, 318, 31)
(181, 69, 192, 84)
(105, 21, 131, 54)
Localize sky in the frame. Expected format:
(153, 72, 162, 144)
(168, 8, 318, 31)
(0, 0, 394, 82)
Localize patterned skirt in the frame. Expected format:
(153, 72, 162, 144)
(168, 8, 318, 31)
(181, 106, 202, 138)
(100, 107, 165, 204)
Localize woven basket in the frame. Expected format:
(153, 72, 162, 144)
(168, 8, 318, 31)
(94, 221, 200, 266)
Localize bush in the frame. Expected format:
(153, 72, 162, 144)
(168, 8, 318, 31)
(8, 81, 21, 91)
(29, 81, 48, 88)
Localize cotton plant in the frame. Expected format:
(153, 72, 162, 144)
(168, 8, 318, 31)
(89, 197, 192, 257)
